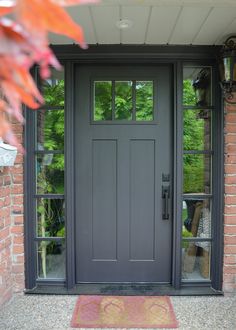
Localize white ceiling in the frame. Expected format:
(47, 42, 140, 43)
(49, 0, 236, 45)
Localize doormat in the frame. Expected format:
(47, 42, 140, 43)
(71, 295, 178, 328)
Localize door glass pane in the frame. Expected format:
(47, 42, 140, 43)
(136, 81, 153, 121)
(37, 198, 65, 238)
(115, 81, 132, 120)
(182, 199, 211, 238)
(41, 68, 64, 107)
(182, 241, 211, 280)
(36, 154, 64, 194)
(183, 154, 211, 194)
(37, 240, 65, 279)
(94, 81, 112, 120)
(183, 67, 212, 106)
(183, 110, 211, 151)
(37, 109, 64, 151)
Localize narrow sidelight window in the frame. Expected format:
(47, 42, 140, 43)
(182, 66, 213, 281)
(34, 68, 66, 280)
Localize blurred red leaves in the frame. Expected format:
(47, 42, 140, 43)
(0, 0, 96, 149)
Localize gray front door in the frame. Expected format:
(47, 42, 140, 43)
(75, 65, 172, 283)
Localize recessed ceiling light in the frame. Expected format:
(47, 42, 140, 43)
(116, 19, 133, 30)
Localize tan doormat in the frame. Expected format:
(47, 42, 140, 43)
(71, 295, 178, 328)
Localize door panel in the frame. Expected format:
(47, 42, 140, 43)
(75, 65, 172, 283)
(92, 139, 117, 261)
(130, 139, 155, 261)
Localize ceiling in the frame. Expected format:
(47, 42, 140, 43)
(49, 0, 236, 45)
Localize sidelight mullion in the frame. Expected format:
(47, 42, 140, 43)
(132, 80, 136, 121)
(39, 106, 64, 111)
(35, 150, 64, 154)
(112, 80, 115, 120)
(183, 150, 213, 154)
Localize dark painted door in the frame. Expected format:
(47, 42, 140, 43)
(75, 65, 172, 283)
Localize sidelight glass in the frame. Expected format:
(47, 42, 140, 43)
(183, 154, 211, 194)
(36, 154, 64, 194)
(182, 199, 211, 239)
(36, 109, 64, 151)
(182, 241, 211, 280)
(136, 81, 153, 121)
(183, 67, 212, 107)
(37, 198, 65, 238)
(183, 110, 211, 151)
(94, 81, 112, 120)
(115, 81, 133, 120)
(37, 240, 65, 279)
(41, 68, 64, 107)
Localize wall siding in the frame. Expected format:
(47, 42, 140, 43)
(224, 96, 236, 294)
(0, 121, 24, 306)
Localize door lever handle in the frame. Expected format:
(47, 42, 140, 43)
(162, 186, 170, 220)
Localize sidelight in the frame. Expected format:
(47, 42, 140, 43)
(34, 67, 66, 280)
(182, 66, 213, 282)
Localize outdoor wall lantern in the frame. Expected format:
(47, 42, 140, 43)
(219, 36, 236, 103)
(0, 138, 17, 168)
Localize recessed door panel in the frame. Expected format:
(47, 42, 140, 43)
(75, 65, 172, 283)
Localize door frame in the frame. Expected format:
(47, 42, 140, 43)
(24, 45, 224, 294)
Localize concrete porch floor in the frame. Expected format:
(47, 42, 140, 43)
(0, 294, 235, 330)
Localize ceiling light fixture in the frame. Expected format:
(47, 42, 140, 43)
(116, 19, 133, 30)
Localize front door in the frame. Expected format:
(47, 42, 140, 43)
(75, 65, 172, 283)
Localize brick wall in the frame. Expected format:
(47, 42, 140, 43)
(0, 121, 24, 306)
(224, 96, 236, 294)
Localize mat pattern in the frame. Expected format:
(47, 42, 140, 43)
(71, 295, 178, 328)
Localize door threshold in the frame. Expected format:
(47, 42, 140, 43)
(25, 283, 223, 296)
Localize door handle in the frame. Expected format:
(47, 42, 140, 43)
(162, 186, 170, 220)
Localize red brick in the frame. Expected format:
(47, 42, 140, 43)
(223, 266, 236, 274)
(225, 134, 236, 144)
(12, 265, 24, 273)
(0, 187, 10, 198)
(0, 198, 4, 208)
(224, 245, 236, 254)
(11, 226, 23, 234)
(225, 103, 236, 112)
(225, 123, 236, 133)
(12, 205, 24, 215)
(224, 235, 236, 244)
(225, 175, 236, 184)
(224, 255, 236, 264)
(225, 196, 236, 205)
(225, 205, 236, 214)
(224, 216, 236, 225)
(3, 176, 11, 186)
(225, 144, 236, 153)
(4, 196, 11, 207)
(224, 225, 236, 235)
(11, 185, 23, 195)
(14, 216, 24, 225)
(15, 255, 24, 264)
(225, 185, 236, 194)
(0, 227, 10, 240)
(13, 195, 24, 205)
(13, 236, 24, 244)
(225, 165, 236, 174)
(13, 175, 23, 184)
(225, 154, 236, 164)
(4, 216, 11, 226)
(9, 166, 23, 175)
(225, 113, 236, 123)
(13, 245, 24, 254)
